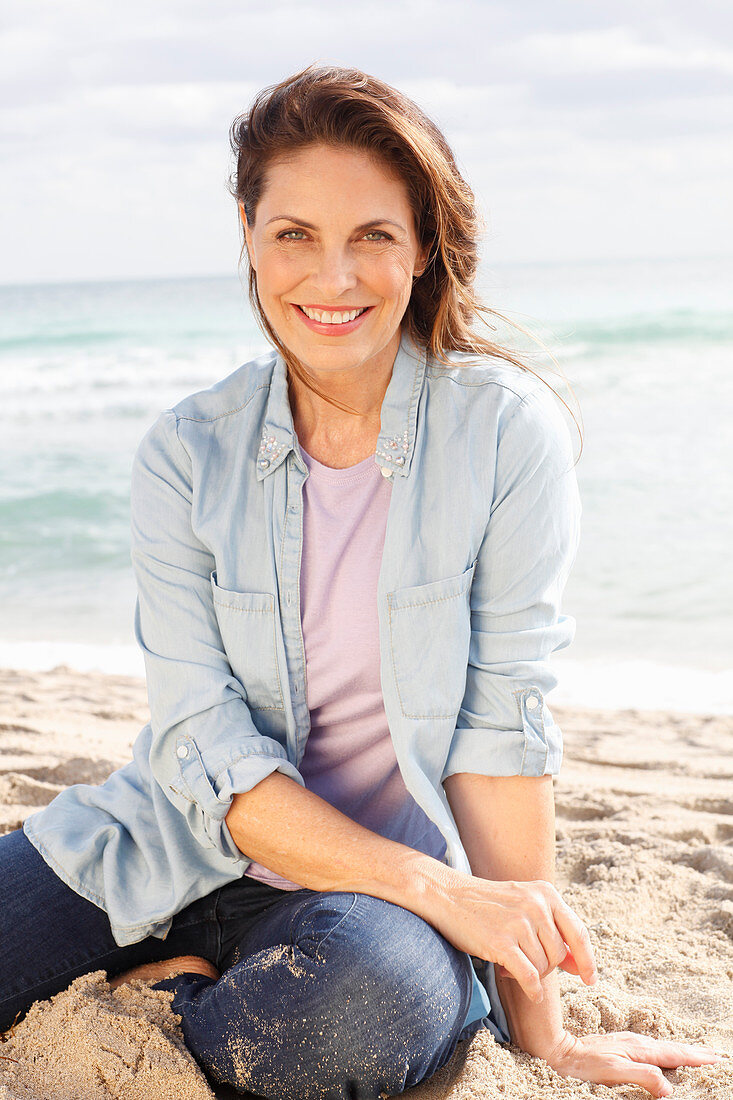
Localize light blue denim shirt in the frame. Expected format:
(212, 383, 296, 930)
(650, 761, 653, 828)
(24, 329, 581, 1045)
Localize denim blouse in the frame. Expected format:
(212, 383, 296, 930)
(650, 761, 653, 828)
(23, 329, 581, 1044)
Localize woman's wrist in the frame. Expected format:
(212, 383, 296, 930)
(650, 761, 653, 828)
(539, 1028, 579, 1068)
(396, 851, 472, 927)
(494, 967, 566, 1057)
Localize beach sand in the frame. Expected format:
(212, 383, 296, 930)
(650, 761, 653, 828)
(0, 665, 731, 1099)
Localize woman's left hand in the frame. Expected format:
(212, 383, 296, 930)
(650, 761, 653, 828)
(542, 1030, 722, 1098)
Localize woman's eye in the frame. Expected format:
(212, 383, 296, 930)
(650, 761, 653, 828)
(276, 229, 391, 242)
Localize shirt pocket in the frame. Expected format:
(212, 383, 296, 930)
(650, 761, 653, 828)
(210, 571, 285, 712)
(387, 560, 477, 719)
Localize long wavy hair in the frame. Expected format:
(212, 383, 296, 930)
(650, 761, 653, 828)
(227, 64, 581, 458)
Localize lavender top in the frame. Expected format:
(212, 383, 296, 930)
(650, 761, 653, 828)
(244, 445, 447, 889)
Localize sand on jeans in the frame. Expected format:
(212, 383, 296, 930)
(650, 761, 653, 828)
(0, 664, 732, 1099)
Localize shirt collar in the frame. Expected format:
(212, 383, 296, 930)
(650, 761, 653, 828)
(256, 329, 427, 482)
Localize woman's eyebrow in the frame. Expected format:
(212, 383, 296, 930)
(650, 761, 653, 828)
(266, 215, 407, 233)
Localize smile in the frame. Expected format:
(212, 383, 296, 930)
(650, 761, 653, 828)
(292, 304, 374, 335)
(298, 305, 368, 324)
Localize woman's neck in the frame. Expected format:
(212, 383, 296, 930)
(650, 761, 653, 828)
(289, 381, 383, 467)
(287, 332, 399, 465)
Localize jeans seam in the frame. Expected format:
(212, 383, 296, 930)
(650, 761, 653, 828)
(213, 888, 225, 970)
(290, 892, 359, 958)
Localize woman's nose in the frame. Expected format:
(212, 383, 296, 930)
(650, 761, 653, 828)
(311, 245, 358, 298)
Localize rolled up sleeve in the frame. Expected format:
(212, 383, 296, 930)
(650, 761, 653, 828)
(131, 409, 304, 860)
(441, 387, 582, 782)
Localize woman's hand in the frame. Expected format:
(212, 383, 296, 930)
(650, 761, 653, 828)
(543, 1029, 722, 1098)
(423, 871, 597, 1003)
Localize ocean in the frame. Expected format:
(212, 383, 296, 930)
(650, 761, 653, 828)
(1, 255, 731, 713)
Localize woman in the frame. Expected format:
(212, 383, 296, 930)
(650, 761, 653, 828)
(0, 65, 719, 1100)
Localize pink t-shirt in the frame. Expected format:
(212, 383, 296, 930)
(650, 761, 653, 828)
(244, 446, 447, 889)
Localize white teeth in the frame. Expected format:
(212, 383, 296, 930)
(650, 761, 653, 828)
(301, 306, 366, 324)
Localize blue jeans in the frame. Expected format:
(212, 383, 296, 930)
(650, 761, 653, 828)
(0, 829, 475, 1098)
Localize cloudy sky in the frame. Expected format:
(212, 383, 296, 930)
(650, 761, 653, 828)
(1, 0, 731, 284)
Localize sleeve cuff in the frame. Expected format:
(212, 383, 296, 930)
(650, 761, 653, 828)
(442, 688, 564, 780)
(171, 735, 305, 860)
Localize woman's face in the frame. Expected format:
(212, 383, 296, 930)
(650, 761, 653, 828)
(242, 143, 427, 382)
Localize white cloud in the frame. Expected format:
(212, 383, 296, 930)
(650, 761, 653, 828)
(0, 0, 731, 282)
(514, 25, 733, 76)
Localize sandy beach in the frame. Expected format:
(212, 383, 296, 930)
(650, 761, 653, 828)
(1, 664, 731, 1099)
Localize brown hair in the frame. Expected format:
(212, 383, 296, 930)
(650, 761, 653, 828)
(227, 63, 582, 458)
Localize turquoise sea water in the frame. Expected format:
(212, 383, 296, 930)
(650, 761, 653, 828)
(1, 255, 731, 712)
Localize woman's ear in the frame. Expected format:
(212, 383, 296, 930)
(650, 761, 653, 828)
(240, 203, 256, 271)
(413, 245, 429, 280)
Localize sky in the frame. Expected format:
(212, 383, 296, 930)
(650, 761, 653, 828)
(1, 0, 731, 284)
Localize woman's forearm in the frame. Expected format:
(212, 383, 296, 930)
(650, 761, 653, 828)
(443, 772, 567, 1056)
(224, 771, 456, 913)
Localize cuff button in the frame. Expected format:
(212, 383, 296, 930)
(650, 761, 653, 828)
(526, 695, 540, 710)
(176, 744, 189, 758)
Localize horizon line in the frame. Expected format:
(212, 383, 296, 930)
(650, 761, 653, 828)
(1, 252, 732, 292)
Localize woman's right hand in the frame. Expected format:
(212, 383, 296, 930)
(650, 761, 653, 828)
(423, 871, 597, 1002)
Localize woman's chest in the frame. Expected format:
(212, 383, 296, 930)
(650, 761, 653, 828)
(195, 442, 489, 731)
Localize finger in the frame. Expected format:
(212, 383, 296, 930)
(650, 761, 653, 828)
(551, 900, 597, 985)
(628, 1064, 673, 1100)
(535, 923, 572, 974)
(600, 1058, 673, 1099)
(557, 948, 581, 976)
(499, 945, 544, 1003)
(516, 925, 555, 981)
(635, 1040, 723, 1068)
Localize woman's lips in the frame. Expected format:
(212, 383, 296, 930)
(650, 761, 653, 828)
(291, 304, 374, 335)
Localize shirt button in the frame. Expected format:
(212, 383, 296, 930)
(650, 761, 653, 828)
(526, 695, 540, 710)
(176, 744, 189, 758)
(379, 466, 393, 478)
(258, 458, 270, 470)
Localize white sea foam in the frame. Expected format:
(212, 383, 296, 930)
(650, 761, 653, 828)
(550, 656, 733, 716)
(0, 639, 146, 678)
(0, 640, 730, 716)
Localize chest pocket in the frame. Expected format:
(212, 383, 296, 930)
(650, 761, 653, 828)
(387, 560, 477, 719)
(210, 571, 285, 711)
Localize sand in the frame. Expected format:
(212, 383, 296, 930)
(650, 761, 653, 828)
(1, 665, 732, 1099)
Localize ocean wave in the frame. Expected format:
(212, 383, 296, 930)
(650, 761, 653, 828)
(0, 330, 133, 351)
(544, 309, 733, 353)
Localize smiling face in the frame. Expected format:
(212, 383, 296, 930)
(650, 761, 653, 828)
(241, 143, 427, 382)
